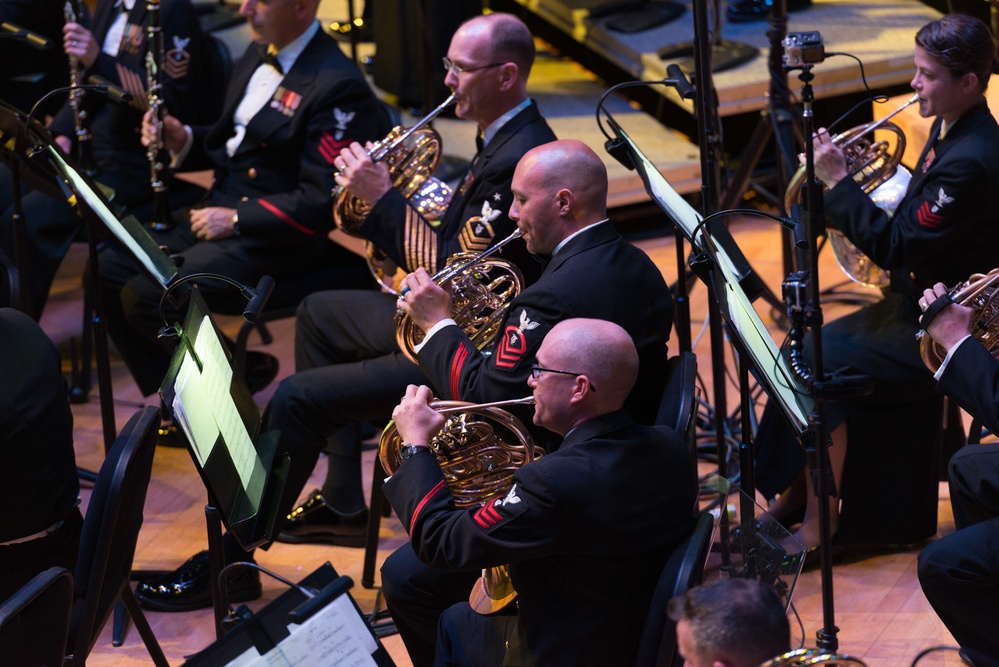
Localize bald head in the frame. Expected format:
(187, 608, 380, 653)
(511, 140, 610, 255)
(544, 318, 638, 411)
(522, 140, 608, 211)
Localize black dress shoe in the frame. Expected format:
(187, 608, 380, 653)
(135, 550, 262, 612)
(276, 490, 368, 547)
(243, 351, 279, 394)
(727, 0, 810, 23)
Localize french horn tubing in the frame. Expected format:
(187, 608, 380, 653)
(332, 93, 457, 236)
(395, 229, 525, 364)
(784, 94, 919, 288)
(759, 649, 868, 667)
(919, 267, 999, 372)
(379, 396, 541, 615)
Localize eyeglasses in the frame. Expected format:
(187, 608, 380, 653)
(530, 365, 597, 392)
(442, 57, 505, 76)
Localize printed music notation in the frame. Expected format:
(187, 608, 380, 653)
(226, 593, 378, 666)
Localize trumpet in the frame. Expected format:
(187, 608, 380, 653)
(379, 395, 540, 616)
(395, 228, 525, 364)
(333, 93, 457, 235)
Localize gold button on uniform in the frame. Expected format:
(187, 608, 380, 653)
(248, 167, 258, 179)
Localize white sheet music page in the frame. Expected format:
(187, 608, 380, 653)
(191, 314, 266, 504)
(225, 594, 378, 666)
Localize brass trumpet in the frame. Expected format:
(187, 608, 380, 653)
(332, 93, 457, 235)
(918, 267, 999, 372)
(395, 229, 525, 364)
(379, 395, 540, 615)
(784, 94, 919, 288)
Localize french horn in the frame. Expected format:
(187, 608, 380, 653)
(760, 649, 868, 666)
(379, 396, 541, 614)
(784, 94, 919, 288)
(332, 93, 456, 237)
(396, 229, 524, 365)
(918, 267, 999, 372)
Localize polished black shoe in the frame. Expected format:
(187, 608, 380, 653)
(244, 351, 279, 394)
(727, 0, 810, 23)
(135, 550, 262, 612)
(276, 490, 368, 547)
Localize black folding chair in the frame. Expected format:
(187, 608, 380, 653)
(67, 406, 168, 667)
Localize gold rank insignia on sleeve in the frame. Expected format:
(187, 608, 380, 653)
(458, 200, 502, 254)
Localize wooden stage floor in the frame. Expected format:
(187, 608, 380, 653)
(50, 213, 969, 667)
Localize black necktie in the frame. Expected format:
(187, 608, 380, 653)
(475, 132, 484, 154)
(259, 45, 283, 75)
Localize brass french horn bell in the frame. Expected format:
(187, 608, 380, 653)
(395, 229, 525, 365)
(760, 649, 868, 666)
(784, 94, 918, 289)
(919, 267, 999, 372)
(379, 396, 541, 614)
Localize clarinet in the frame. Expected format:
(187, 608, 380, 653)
(63, 0, 96, 175)
(145, 0, 175, 231)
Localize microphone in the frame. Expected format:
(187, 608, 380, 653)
(0, 22, 54, 50)
(86, 75, 134, 104)
(666, 64, 695, 100)
(241, 275, 274, 324)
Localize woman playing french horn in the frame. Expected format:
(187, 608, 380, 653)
(755, 14, 999, 553)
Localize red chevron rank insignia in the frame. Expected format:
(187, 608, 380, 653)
(473, 484, 526, 530)
(495, 309, 541, 369)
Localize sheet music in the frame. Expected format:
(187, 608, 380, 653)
(171, 349, 219, 467)
(226, 594, 378, 667)
(170, 314, 267, 507)
(610, 119, 812, 434)
(191, 315, 261, 494)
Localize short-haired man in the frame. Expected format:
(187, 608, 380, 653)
(668, 578, 791, 667)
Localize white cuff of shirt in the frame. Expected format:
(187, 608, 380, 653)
(169, 125, 195, 169)
(934, 334, 973, 380)
(412, 318, 457, 355)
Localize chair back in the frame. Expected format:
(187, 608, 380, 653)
(198, 33, 232, 125)
(634, 509, 715, 667)
(656, 351, 699, 456)
(68, 406, 160, 664)
(0, 566, 74, 667)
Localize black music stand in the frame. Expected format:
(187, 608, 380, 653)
(182, 562, 395, 666)
(606, 120, 813, 582)
(44, 138, 180, 455)
(160, 286, 290, 635)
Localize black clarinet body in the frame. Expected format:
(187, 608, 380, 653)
(145, 0, 175, 231)
(63, 0, 97, 176)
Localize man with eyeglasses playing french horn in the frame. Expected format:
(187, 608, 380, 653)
(383, 139, 678, 666)
(263, 11, 556, 552)
(384, 318, 697, 667)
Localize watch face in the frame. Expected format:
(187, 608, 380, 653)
(401, 444, 428, 461)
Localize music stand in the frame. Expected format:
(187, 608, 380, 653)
(160, 286, 290, 633)
(182, 562, 395, 666)
(608, 119, 813, 584)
